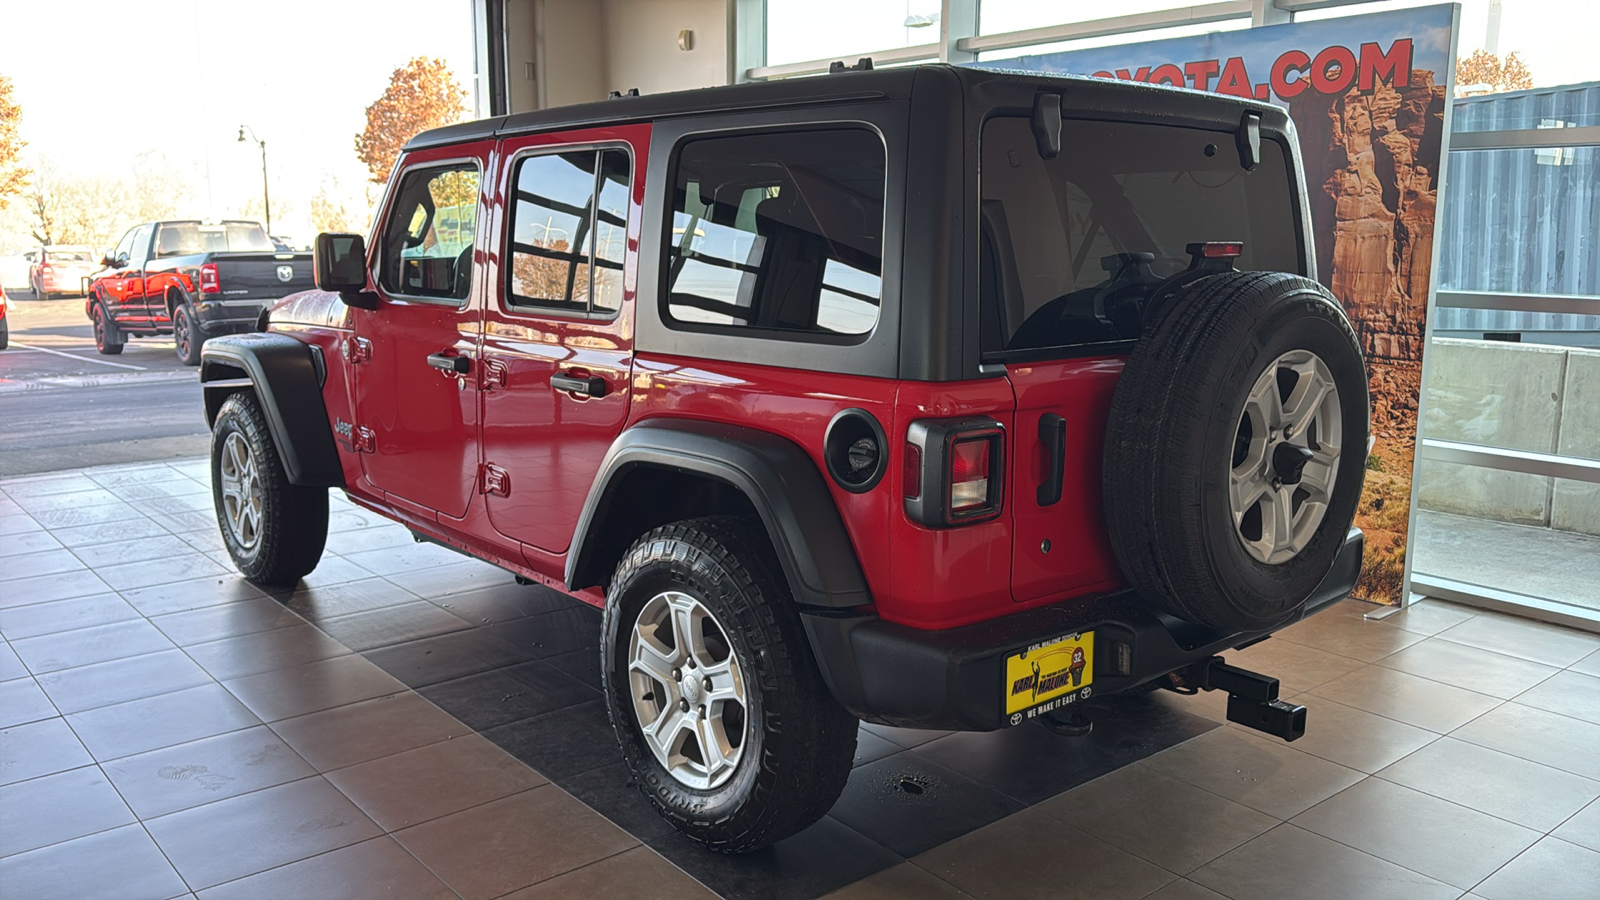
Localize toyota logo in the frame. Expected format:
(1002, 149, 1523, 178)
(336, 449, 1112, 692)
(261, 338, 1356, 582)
(276, 265, 294, 283)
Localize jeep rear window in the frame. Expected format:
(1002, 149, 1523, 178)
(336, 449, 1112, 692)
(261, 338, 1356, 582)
(980, 116, 1299, 356)
(664, 128, 885, 340)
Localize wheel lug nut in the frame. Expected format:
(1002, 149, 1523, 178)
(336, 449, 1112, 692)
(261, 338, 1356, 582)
(699, 705, 707, 718)
(679, 699, 689, 712)
(703, 677, 713, 691)
(672, 668, 681, 680)
(687, 658, 696, 669)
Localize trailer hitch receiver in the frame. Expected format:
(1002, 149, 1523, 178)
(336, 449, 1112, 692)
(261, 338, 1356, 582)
(1197, 656, 1307, 742)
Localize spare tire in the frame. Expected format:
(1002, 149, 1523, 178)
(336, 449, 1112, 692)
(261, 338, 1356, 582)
(1103, 271, 1368, 633)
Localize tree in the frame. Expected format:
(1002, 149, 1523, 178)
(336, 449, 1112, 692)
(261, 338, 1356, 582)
(0, 74, 29, 210)
(1456, 49, 1534, 95)
(355, 57, 467, 184)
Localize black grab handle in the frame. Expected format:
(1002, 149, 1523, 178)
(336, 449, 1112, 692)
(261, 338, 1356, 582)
(427, 352, 471, 375)
(1038, 412, 1066, 506)
(551, 372, 607, 398)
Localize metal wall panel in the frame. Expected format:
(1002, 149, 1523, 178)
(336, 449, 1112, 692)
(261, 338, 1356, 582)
(1437, 82, 1600, 338)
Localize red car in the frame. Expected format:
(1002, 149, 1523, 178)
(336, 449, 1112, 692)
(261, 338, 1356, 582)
(200, 65, 1368, 852)
(1, 283, 9, 349)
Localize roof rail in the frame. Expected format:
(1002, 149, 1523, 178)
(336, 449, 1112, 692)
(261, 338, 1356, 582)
(828, 58, 875, 73)
(607, 88, 641, 99)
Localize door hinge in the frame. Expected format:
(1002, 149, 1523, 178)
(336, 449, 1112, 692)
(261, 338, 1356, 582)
(342, 336, 373, 364)
(481, 358, 508, 391)
(353, 425, 376, 453)
(479, 463, 510, 497)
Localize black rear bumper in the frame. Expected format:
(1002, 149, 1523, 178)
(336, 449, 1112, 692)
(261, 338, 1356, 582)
(194, 299, 271, 336)
(802, 527, 1363, 731)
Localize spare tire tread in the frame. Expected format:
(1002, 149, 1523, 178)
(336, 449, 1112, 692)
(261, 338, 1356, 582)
(1104, 271, 1367, 631)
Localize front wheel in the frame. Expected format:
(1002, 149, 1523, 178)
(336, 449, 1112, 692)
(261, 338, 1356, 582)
(173, 304, 202, 365)
(210, 392, 328, 586)
(602, 517, 858, 853)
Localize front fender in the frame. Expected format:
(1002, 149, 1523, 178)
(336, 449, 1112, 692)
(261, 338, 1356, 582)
(200, 332, 342, 487)
(566, 419, 871, 609)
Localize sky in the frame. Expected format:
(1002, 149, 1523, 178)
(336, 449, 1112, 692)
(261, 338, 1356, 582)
(0, 0, 478, 249)
(2, 0, 1594, 251)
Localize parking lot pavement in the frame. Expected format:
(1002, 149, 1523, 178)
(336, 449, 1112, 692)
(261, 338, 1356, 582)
(0, 298, 209, 477)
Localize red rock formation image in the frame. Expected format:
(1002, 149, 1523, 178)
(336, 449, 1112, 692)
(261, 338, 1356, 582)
(1289, 69, 1447, 603)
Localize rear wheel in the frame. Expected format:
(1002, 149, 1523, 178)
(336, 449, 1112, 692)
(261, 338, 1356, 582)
(1103, 271, 1368, 633)
(602, 517, 857, 853)
(210, 392, 328, 586)
(173, 304, 202, 365)
(92, 301, 124, 355)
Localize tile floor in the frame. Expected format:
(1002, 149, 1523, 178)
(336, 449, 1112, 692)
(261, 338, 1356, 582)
(2, 459, 1599, 900)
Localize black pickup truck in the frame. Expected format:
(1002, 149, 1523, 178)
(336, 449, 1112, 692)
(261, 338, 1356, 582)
(87, 220, 314, 364)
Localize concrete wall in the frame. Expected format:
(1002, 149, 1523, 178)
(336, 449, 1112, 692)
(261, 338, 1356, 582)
(506, 0, 731, 113)
(602, 0, 728, 96)
(1417, 338, 1600, 535)
(536, 0, 607, 108)
(1554, 348, 1600, 534)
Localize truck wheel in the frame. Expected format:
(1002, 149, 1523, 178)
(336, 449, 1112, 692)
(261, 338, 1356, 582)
(602, 516, 858, 853)
(1103, 271, 1368, 633)
(173, 304, 202, 366)
(210, 392, 328, 586)
(91, 301, 124, 355)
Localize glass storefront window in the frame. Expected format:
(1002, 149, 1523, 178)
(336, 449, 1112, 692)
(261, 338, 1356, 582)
(766, 0, 942, 66)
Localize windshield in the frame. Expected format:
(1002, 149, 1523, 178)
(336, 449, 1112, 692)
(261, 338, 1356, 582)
(980, 116, 1299, 354)
(47, 250, 94, 263)
(152, 222, 275, 257)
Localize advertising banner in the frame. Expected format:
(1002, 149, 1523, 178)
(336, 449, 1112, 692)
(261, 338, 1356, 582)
(976, 6, 1460, 604)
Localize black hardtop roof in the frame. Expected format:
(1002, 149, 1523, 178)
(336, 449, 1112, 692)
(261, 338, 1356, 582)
(404, 64, 1278, 151)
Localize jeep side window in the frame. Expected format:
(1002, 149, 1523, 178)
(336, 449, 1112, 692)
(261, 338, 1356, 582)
(664, 128, 885, 339)
(379, 163, 481, 301)
(980, 116, 1298, 355)
(506, 148, 631, 314)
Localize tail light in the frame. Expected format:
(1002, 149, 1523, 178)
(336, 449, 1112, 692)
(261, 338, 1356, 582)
(199, 263, 220, 294)
(904, 417, 1005, 527)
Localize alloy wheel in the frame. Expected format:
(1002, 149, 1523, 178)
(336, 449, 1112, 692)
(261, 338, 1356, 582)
(1228, 349, 1343, 565)
(218, 431, 264, 551)
(628, 590, 748, 790)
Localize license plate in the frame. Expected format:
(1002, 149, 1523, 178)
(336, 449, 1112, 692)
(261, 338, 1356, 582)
(1003, 632, 1094, 724)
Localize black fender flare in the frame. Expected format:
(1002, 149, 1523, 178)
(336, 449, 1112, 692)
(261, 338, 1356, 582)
(566, 419, 871, 609)
(200, 332, 342, 487)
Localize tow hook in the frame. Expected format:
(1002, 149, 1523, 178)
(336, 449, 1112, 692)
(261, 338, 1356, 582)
(1192, 656, 1306, 742)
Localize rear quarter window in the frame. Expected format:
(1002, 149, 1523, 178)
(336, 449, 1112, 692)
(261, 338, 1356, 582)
(663, 128, 887, 342)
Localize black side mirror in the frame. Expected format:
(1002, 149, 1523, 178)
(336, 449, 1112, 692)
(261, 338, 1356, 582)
(314, 232, 378, 310)
(101, 254, 116, 268)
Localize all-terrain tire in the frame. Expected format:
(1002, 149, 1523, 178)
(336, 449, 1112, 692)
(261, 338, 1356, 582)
(92, 300, 124, 355)
(1103, 271, 1368, 633)
(174, 303, 202, 366)
(601, 516, 858, 853)
(210, 392, 328, 586)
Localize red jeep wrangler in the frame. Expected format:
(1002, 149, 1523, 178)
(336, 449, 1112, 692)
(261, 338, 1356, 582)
(200, 65, 1367, 852)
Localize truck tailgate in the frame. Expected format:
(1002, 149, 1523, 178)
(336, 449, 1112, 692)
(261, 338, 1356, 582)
(213, 253, 314, 300)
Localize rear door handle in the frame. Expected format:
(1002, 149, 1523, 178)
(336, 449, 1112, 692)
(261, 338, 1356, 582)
(551, 372, 607, 398)
(1038, 413, 1066, 506)
(427, 352, 471, 375)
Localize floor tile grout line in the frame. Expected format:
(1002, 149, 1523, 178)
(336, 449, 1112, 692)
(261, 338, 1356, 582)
(478, 842, 665, 900)
(901, 858, 981, 900)
(29, 645, 201, 896)
(1364, 767, 1599, 837)
(187, 833, 470, 900)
